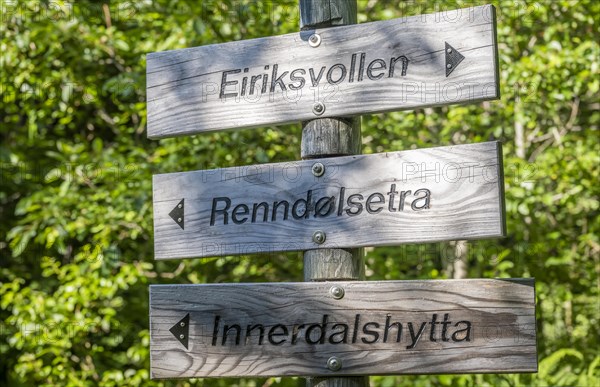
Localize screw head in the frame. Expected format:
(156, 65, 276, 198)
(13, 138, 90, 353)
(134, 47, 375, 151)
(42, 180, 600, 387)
(447, 48, 453, 54)
(447, 63, 452, 69)
(178, 203, 183, 209)
(312, 101, 325, 116)
(177, 217, 183, 223)
(327, 356, 342, 371)
(329, 285, 345, 299)
(180, 322, 185, 327)
(312, 230, 326, 244)
(308, 33, 321, 47)
(179, 334, 185, 339)
(312, 162, 325, 177)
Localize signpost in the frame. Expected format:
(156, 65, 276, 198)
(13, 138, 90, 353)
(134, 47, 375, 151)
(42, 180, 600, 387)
(153, 141, 506, 260)
(145, 1, 537, 384)
(298, 2, 367, 385)
(149, 279, 537, 378)
(146, 5, 499, 138)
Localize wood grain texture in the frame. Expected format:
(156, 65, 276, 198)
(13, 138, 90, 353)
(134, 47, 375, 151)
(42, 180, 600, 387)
(304, 248, 365, 281)
(301, 117, 362, 158)
(149, 278, 537, 378)
(152, 142, 506, 260)
(300, 0, 358, 29)
(301, 1, 367, 384)
(146, 5, 499, 139)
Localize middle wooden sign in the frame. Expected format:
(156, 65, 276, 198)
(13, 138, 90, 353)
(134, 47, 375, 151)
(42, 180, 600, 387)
(153, 141, 505, 260)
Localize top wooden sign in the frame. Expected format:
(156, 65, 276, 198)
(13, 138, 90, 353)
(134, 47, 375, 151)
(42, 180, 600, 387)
(146, 5, 499, 139)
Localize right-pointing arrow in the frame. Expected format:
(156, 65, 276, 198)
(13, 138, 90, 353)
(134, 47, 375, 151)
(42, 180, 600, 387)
(168, 199, 184, 230)
(445, 42, 465, 77)
(169, 313, 190, 350)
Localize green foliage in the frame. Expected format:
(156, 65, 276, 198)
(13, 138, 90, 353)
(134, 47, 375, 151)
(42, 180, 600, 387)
(1, 0, 598, 386)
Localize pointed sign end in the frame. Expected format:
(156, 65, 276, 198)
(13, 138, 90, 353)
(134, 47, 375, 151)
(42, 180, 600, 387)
(445, 42, 465, 77)
(168, 199, 185, 230)
(169, 313, 190, 350)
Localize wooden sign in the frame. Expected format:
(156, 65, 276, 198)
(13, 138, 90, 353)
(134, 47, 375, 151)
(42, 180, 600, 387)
(153, 141, 505, 260)
(147, 5, 499, 138)
(150, 278, 537, 378)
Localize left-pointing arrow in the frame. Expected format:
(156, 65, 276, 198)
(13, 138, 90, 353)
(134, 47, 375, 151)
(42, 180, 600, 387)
(168, 199, 184, 230)
(169, 313, 190, 349)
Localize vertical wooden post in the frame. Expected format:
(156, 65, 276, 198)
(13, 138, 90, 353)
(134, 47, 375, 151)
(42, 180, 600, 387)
(299, 1, 368, 386)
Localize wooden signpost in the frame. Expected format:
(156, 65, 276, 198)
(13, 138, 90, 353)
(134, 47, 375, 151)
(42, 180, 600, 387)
(149, 279, 537, 378)
(146, 5, 499, 138)
(153, 141, 506, 260)
(146, 1, 537, 384)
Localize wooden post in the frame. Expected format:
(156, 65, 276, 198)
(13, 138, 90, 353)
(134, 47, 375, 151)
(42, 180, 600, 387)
(300, 1, 368, 386)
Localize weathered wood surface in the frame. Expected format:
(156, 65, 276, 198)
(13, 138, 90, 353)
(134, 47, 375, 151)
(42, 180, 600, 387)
(300, 0, 358, 29)
(301, 117, 362, 158)
(300, 0, 367, 384)
(149, 278, 537, 378)
(152, 142, 505, 260)
(146, 5, 499, 139)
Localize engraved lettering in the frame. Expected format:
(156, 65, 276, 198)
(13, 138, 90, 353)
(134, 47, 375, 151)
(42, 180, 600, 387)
(289, 68, 306, 90)
(251, 202, 269, 223)
(208, 184, 432, 226)
(389, 55, 409, 77)
(305, 314, 328, 345)
(314, 196, 335, 217)
(346, 193, 364, 216)
(270, 64, 288, 93)
(366, 193, 385, 214)
(309, 66, 326, 87)
(217, 51, 410, 100)
(210, 197, 231, 226)
(209, 313, 473, 349)
(268, 324, 288, 345)
(222, 324, 241, 345)
(327, 63, 347, 85)
(412, 188, 431, 210)
(407, 321, 427, 349)
(367, 59, 387, 80)
(328, 323, 349, 344)
(361, 322, 380, 344)
(384, 314, 403, 343)
(452, 321, 472, 342)
(246, 324, 265, 345)
(232, 204, 249, 224)
(219, 69, 240, 99)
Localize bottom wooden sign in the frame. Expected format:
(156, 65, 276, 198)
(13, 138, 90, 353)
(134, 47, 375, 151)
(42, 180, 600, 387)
(150, 279, 537, 379)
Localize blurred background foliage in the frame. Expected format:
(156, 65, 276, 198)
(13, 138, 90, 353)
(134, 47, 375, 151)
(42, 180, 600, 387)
(0, 0, 598, 386)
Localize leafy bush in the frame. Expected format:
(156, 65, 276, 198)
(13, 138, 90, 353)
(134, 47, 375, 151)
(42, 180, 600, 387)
(1, 0, 598, 386)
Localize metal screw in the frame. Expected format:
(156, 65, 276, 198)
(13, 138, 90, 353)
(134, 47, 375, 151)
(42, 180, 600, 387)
(312, 162, 325, 177)
(178, 203, 183, 209)
(312, 230, 326, 244)
(180, 322, 185, 327)
(312, 101, 325, 116)
(177, 217, 183, 223)
(308, 33, 321, 47)
(327, 356, 342, 371)
(329, 285, 345, 299)
(447, 63, 452, 69)
(447, 48, 452, 54)
(179, 334, 185, 339)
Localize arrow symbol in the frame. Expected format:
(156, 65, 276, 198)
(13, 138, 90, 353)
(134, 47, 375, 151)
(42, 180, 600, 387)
(169, 313, 190, 350)
(445, 42, 465, 77)
(168, 199, 184, 230)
